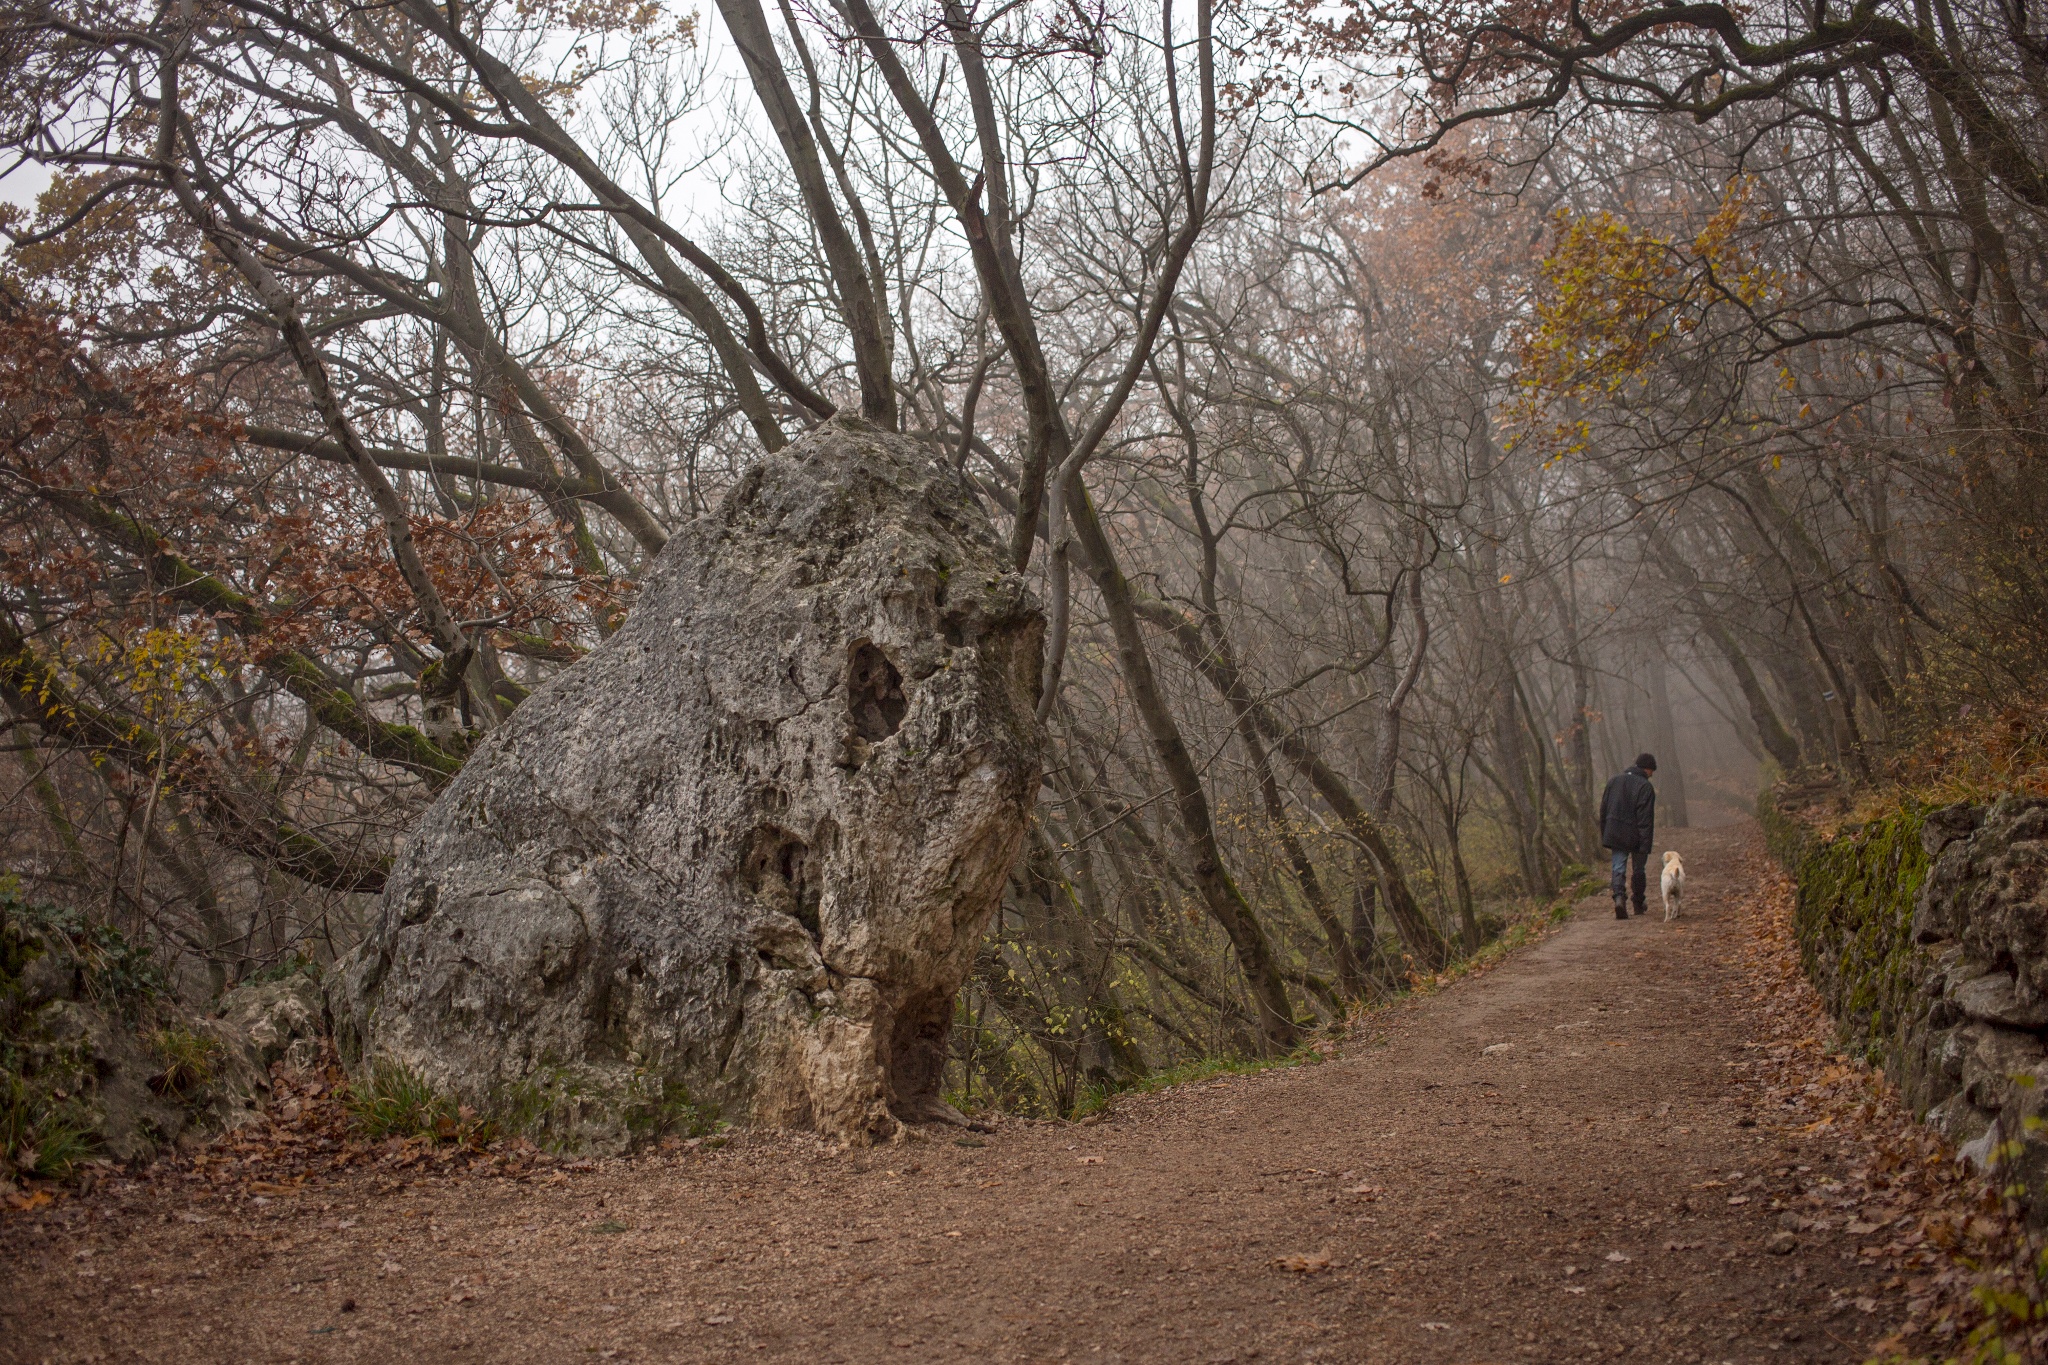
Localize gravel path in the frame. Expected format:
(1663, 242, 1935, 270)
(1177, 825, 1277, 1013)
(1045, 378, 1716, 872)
(1, 823, 1904, 1363)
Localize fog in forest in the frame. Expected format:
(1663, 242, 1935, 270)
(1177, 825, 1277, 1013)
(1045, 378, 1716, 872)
(0, 0, 2041, 1125)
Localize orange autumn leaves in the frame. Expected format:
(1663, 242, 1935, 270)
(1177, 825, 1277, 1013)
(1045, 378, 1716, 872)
(0, 303, 593, 669)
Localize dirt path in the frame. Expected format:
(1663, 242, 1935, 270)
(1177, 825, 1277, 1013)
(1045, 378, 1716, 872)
(3, 824, 1911, 1364)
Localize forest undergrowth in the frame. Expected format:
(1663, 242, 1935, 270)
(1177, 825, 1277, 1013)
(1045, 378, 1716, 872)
(1051, 869, 1598, 1122)
(4, 867, 1600, 1219)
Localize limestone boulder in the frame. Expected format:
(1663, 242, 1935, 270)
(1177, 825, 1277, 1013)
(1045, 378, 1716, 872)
(340, 418, 1044, 1148)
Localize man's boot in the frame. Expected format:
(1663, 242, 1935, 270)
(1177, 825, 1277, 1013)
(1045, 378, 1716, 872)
(1613, 894, 1629, 921)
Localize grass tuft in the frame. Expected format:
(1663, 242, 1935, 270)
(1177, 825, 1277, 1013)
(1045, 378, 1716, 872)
(344, 1061, 490, 1144)
(147, 1026, 221, 1096)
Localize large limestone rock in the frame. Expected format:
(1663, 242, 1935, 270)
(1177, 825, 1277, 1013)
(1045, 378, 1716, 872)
(340, 418, 1043, 1147)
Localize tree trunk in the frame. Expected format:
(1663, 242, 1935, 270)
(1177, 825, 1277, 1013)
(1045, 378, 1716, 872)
(1645, 652, 1690, 829)
(1064, 490, 1301, 1053)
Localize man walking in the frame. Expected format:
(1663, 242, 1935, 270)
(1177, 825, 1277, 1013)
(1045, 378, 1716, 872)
(1599, 753, 1658, 920)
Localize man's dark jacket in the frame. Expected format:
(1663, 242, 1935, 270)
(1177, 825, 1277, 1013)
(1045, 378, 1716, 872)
(1599, 766, 1657, 853)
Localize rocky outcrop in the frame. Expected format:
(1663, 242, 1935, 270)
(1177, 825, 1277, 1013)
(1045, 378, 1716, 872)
(2, 897, 326, 1178)
(1776, 792, 2048, 1221)
(339, 417, 1044, 1150)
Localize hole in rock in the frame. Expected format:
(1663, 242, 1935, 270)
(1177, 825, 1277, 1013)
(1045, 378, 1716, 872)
(846, 641, 907, 740)
(739, 827, 819, 939)
(884, 989, 958, 1122)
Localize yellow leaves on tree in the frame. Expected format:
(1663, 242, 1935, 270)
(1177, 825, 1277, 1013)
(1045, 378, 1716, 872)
(94, 626, 232, 729)
(1507, 179, 1784, 459)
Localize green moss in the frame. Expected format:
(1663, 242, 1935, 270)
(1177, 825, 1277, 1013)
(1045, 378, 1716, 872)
(1756, 788, 1818, 868)
(484, 1065, 717, 1150)
(621, 1076, 719, 1143)
(485, 1066, 589, 1149)
(1773, 798, 1931, 1068)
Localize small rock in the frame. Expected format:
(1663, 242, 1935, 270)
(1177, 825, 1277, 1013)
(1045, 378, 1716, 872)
(1481, 1043, 1514, 1055)
(1952, 973, 2048, 1030)
(1767, 1231, 1798, 1256)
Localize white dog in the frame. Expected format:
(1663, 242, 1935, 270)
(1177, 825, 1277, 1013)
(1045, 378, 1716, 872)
(1660, 851, 1686, 921)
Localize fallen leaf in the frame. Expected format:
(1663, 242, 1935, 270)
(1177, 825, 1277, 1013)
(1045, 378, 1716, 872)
(1422, 1320, 1452, 1330)
(704, 1314, 734, 1326)
(1075, 1156, 1103, 1165)
(1275, 1252, 1332, 1273)
(1605, 1251, 1631, 1262)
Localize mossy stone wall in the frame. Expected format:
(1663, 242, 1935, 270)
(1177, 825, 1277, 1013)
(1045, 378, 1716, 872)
(1775, 800, 1931, 1071)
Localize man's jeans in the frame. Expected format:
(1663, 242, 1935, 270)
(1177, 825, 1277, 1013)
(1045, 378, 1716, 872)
(1610, 848, 1649, 913)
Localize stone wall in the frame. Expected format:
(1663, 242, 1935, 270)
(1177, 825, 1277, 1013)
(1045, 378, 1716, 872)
(1769, 791, 2048, 1220)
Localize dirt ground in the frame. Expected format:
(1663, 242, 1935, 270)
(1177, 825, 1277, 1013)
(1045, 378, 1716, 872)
(2, 824, 1927, 1363)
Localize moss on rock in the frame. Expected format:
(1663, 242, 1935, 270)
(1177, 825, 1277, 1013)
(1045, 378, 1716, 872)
(1788, 802, 1930, 1068)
